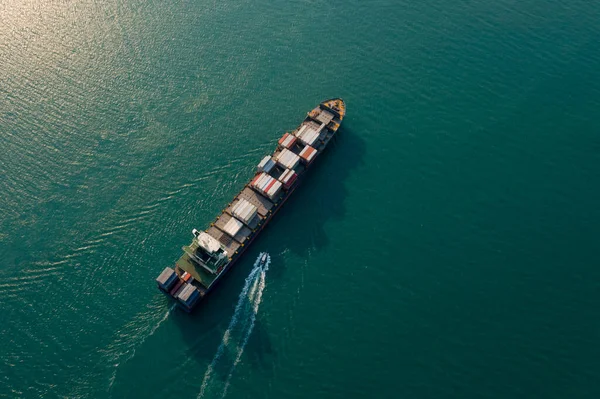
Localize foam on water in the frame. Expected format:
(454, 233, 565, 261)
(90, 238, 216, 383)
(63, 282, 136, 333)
(221, 258, 270, 397)
(198, 253, 271, 398)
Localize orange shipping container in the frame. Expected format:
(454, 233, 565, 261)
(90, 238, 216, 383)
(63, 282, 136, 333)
(299, 145, 317, 163)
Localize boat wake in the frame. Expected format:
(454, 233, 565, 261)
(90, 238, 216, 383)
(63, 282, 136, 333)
(198, 253, 270, 399)
(106, 303, 176, 392)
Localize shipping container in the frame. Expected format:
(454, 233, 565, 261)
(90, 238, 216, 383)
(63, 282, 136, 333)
(260, 175, 273, 192)
(156, 267, 178, 290)
(177, 284, 200, 306)
(278, 133, 297, 149)
(278, 169, 289, 183)
(266, 177, 279, 192)
(295, 122, 322, 146)
(253, 172, 269, 190)
(295, 125, 308, 138)
(251, 173, 262, 187)
(223, 217, 244, 237)
(260, 173, 271, 187)
(278, 168, 298, 189)
(257, 156, 270, 171)
(232, 199, 258, 224)
(169, 279, 184, 297)
(258, 157, 275, 173)
(266, 180, 282, 199)
(275, 148, 300, 170)
(284, 172, 297, 188)
(299, 145, 317, 163)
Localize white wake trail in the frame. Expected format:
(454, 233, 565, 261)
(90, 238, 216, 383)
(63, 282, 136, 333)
(221, 257, 270, 397)
(198, 253, 270, 399)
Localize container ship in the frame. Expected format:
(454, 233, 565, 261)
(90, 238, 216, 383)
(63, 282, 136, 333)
(156, 99, 346, 312)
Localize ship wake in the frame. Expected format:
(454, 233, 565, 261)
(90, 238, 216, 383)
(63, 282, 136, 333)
(198, 252, 270, 398)
(105, 302, 176, 392)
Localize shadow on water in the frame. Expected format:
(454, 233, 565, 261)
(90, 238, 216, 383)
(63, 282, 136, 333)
(171, 126, 366, 375)
(259, 126, 366, 279)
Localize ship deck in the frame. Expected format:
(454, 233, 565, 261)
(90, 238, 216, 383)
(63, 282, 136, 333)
(176, 249, 219, 289)
(176, 184, 281, 289)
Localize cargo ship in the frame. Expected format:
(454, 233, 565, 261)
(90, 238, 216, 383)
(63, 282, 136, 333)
(156, 99, 346, 312)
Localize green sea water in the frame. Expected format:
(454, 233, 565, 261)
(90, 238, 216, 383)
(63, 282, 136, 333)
(2, 0, 600, 398)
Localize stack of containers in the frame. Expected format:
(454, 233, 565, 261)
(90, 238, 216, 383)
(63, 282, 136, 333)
(177, 284, 200, 309)
(251, 172, 283, 200)
(265, 180, 282, 199)
(251, 172, 270, 191)
(278, 133, 297, 149)
(257, 156, 275, 173)
(232, 199, 258, 224)
(274, 148, 300, 170)
(295, 123, 324, 146)
(181, 271, 192, 282)
(299, 145, 317, 163)
(156, 267, 178, 291)
(223, 217, 244, 237)
(278, 168, 298, 189)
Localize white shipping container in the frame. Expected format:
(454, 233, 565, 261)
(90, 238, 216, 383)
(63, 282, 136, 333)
(223, 217, 243, 237)
(299, 128, 319, 146)
(298, 128, 307, 142)
(263, 177, 275, 193)
(233, 199, 257, 223)
(236, 201, 248, 216)
(257, 156, 271, 171)
(291, 155, 300, 169)
(282, 135, 295, 148)
(278, 169, 289, 183)
(255, 173, 269, 189)
(280, 169, 292, 183)
(257, 177, 266, 191)
(253, 173, 264, 186)
(286, 153, 294, 165)
(252, 176, 261, 190)
(298, 125, 310, 139)
(267, 181, 282, 199)
(295, 125, 307, 138)
(233, 199, 244, 212)
(281, 153, 290, 165)
(244, 207, 257, 222)
(277, 149, 300, 169)
(260, 176, 273, 192)
(233, 200, 244, 213)
(260, 172, 271, 186)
